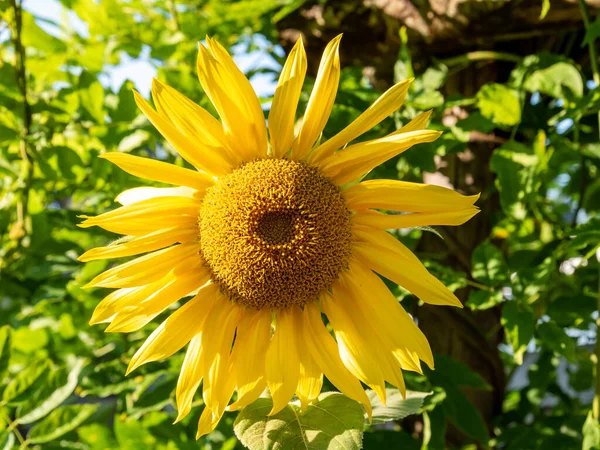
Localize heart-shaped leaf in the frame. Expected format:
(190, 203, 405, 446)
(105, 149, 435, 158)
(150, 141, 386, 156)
(234, 392, 365, 450)
(366, 389, 431, 424)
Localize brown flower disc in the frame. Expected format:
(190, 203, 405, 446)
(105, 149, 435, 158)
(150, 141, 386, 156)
(199, 158, 352, 310)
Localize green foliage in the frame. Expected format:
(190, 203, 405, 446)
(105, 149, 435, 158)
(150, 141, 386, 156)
(234, 392, 365, 450)
(0, 0, 599, 449)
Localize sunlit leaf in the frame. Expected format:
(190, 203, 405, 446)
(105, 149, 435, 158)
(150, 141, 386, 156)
(234, 392, 364, 450)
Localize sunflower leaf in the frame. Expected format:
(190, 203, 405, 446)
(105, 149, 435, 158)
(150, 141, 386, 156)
(234, 392, 365, 450)
(366, 388, 431, 424)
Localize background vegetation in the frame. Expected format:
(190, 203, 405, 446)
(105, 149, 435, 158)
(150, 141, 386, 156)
(1, 0, 599, 448)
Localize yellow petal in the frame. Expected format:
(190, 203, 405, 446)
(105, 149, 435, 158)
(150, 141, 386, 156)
(175, 333, 204, 423)
(320, 129, 442, 186)
(390, 110, 433, 135)
(227, 308, 271, 410)
(151, 78, 233, 151)
(227, 381, 267, 412)
(269, 37, 307, 158)
(84, 243, 201, 289)
(336, 282, 408, 395)
(106, 268, 210, 333)
(343, 262, 433, 368)
(116, 186, 200, 206)
(99, 152, 214, 191)
(352, 208, 480, 228)
(151, 79, 237, 167)
(197, 39, 267, 161)
(321, 292, 388, 403)
(201, 301, 241, 418)
(335, 263, 429, 374)
(345, 179, 480, 213)
(78, 196, 200, 236)
(302, 303, 372, 420)
(265, 307, 300, 415)
(126, 283, 221, 375)
(309, 78, 413, 165)
(90, 287, 138, 325)
(294, 309, 323, 411)
(291, 35, 342, 160)
(196, 405, 223, 439)
(353, 225, 462, 309)
(133, 90, 231, 176)
(78, 226, 198, 262)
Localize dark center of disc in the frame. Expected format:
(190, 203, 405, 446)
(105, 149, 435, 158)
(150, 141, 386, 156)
(256, 211, 295, 245)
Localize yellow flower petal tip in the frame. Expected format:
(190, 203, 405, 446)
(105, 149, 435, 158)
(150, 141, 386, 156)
(79, 34, 480, 438)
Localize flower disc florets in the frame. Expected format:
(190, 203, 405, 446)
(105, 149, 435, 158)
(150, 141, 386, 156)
(199, 158, 352, 309)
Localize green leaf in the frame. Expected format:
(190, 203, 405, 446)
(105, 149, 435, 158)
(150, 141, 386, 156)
(0, 326, 11, 381)
(490, 144, 538, 219)
(471, 241, 509, 287)
(583, 411, 600, 450)
(426, 359, 490, 444)
(78, 424, 119, 449)
(0, 429, 15, 450)
(524, 62, 583, 98)
(363, 430, 420, 449)
(501, 301, 534, 364)
(582, 143, 600, 160)
(27, 404, 99, 444)
(17, 359, 86, 424)
(79, 72, 105, 124)
(536, 322, 576, 363)
(539, 0, 550, 19)
(365, 388, 430, 424)
(422, 407, 446, 450)
(114, 417, 157, 449)
(441, 384, 489, 444)
(583, 15, 600, 47)
(11, 327, 49, 354)
(111, 80, 138, 123)
(234, 392, 365, 450)
(411, 90, 444, 109)
(467, 289, 503, 310)
(432, 356, 491, 390)
(2, 358, 51, 404)
(477, 83, 521, 127)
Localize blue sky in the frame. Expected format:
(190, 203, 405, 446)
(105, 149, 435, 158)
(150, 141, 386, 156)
(25, 0, 279, 97)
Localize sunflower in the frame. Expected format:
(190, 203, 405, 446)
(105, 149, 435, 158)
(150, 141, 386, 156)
(79, 35, 480, 438)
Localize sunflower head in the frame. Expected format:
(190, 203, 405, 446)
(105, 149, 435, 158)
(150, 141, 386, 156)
(199, 158, 352, 310)
(79, 34, 480, 440)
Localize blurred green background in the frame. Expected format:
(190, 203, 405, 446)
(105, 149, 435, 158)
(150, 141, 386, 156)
(1, 0, 600, 448)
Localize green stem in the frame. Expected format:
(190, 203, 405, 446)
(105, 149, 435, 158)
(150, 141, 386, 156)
(3, 0, 34, 271)
(441, 51, 522, 67)
(463, 279, 495, 292)
(576, 0, 600, 139)
(594, 261, 600, 421)
(0, 408, 25, 446)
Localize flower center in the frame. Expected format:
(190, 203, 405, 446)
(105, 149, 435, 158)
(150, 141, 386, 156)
(256, 211, 295, 245)
(198, 158, 352, 310)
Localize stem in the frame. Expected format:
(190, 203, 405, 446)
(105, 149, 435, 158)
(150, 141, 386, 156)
(441, 51, 522, 67)
(3, 0, 34, 270)
(576, 0, 600, 139)
(0, 408, 25, 446)
(594, 262, 600, 421)
(167, 0, 180, 31)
